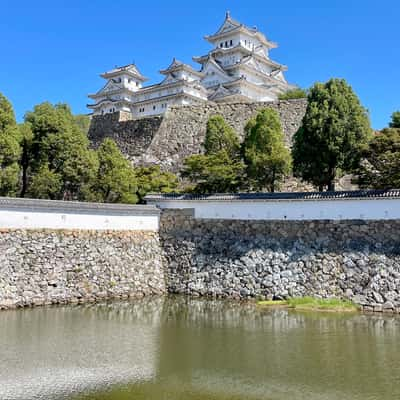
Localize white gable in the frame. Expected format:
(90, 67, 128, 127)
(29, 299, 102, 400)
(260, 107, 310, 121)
(99, 80, 122, 94)
(201, 61, 231, 87)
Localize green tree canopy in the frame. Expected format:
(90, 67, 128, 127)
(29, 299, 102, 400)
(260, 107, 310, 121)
(292, 78, 372, 191)
(74, 114, 91, 135)
(182, 115, 244, 194)
(135, 165, 179, 203)
(0, 92, 21, 196)
(278, 88, 307, 100)
(182, 150, 245, 194)
(242, 108, 291, 192)
(92, 138, 138, 204)
(356, 128, 400, 189)
(390, 111, 400, 129)
(204, 115, 240, 159)
(24, 102, 98, 200)
(0, 92, 16, 132)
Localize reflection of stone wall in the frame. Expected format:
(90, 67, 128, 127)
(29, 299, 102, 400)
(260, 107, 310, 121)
(160, 210, 400, 312)
(0, 230, 165, 309)
(88, 100, 307, 173)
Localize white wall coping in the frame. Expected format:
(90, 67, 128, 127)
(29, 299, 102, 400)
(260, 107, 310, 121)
(147, 191, 400, 221)
(0, 198, 160, 231)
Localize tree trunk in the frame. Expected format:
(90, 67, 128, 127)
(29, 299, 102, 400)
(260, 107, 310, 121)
(327, 166, 336, 191)
(271, 169, 276, 193)
(20, 144, 29, 198)
(318, 185, 324, 192)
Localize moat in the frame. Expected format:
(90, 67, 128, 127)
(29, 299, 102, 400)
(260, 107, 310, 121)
(1, 297, 399, 400)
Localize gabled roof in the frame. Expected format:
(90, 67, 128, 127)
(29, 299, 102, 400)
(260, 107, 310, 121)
(199, 55, 229, 76)
(211, 11, 242, 36)
(159, 58, 205, 77)
(208, 84, 233, 101)
(101, 63, 148, 81)
(204, 12, 277, 49)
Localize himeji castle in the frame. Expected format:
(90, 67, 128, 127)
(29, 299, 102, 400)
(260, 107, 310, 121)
(88, 12, 294, 117)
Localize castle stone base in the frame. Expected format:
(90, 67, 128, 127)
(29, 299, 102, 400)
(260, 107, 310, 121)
(88, 99, 307, 173)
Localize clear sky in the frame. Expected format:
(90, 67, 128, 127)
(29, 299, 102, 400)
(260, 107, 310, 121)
(0, 0, 398, 129)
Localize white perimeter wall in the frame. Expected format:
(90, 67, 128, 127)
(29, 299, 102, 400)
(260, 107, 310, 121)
(152, 198, 400, 221)
(0, 209, 159, 231)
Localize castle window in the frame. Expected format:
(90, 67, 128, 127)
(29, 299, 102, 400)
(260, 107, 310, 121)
(220, 42, 223, 48)
(153, 105, 156, 110)
(230, 39, 233, 46)
(225, 41, 228, 47)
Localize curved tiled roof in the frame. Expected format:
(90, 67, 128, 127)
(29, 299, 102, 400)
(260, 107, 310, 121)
(145, 189, 400, 202)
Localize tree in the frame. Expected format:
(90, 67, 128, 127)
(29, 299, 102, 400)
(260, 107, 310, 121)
(27, 164, 62, 200)
(182, 150, 245, 194)
(278, 88, 307, 100)
(24, 102, 98, 200)
(18, 122, 33, 197)
(242, 108, 291, 192)
(74, 114, 91, 135)
(292, 78, 372, 191)
(93, 138, 138, 203)
(0, 92, 21, 196)
(135, 165, 179, 203)
(390, 111, 400, 129)
(204, 115, 240, 158)
(182, 115, 244, 194)
(357, 128, 400, 189)
(0, 92, 16, 132)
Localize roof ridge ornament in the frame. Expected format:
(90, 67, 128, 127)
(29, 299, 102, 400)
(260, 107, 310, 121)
(226, 10, 230, 19)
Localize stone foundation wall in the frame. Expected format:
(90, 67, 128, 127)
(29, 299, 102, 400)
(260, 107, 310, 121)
(88, 100, 307, 172)
(0, 229, 166, 309)
(160, 210, 400, 312)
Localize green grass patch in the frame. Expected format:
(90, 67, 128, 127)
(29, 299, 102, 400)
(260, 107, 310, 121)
(257, 300, 288, 306)
(258, 297, 359, 312)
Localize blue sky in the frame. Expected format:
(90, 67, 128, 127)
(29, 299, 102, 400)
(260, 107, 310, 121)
(0, 0, 398, 129)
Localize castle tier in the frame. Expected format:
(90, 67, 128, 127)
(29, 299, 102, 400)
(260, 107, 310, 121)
(88, 12, 294, 117)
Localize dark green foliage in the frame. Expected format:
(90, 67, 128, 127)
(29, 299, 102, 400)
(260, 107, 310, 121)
(74, 114, 91, 135)
(242, 108, 291, 192)
(135, 165, 179, 203)
(92, 138, 138, 204)
(204, 115, 240, 158)
(390, 111, 400, 129)
(357, 128, 400, 189)
(24, 102, 98, 200)
(27, 164, 62, 200)
(0, 93, 16, 132)
(18, 122, 33, 197)
(292, 78, 372, 191)
(182, 150, 245, 194)
(278, 88, 307, 100)
(0, 92, 21, 196)
(182, 116, 244, 194)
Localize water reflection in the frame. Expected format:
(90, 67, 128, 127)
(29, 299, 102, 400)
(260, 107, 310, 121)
(0, 297, 399, 400)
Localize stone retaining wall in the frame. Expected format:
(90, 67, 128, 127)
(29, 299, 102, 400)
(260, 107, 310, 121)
(0, 229, 166, 309)
(88, 100, 307, 173)
(160, 210, 400, 312)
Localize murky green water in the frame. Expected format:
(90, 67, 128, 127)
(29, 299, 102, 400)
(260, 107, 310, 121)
(0, 297, 399, 400)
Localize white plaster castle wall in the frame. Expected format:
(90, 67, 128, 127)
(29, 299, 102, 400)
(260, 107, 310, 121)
(0, 205, 159, 231)
(150, 198, 400, 221)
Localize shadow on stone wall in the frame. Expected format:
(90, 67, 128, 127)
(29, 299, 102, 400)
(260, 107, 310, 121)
(160, 210, 400, 309)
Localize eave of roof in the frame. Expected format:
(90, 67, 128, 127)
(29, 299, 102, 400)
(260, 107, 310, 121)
(0, 196, 159, 215)
(145, 189, 400, 203)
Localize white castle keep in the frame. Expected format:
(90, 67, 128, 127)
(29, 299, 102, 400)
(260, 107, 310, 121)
(88, 12, 294, 118)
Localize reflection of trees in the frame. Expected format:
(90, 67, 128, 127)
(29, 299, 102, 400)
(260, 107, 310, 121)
(155, 297, 400, 399)
(2, 298, 400, 400)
